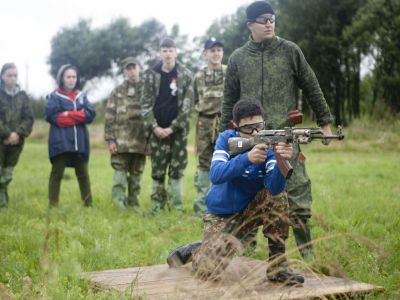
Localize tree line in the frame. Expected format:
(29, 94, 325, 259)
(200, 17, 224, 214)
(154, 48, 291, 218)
(47, 0, 400, 124)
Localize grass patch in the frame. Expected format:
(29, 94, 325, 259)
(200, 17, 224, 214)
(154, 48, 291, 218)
(0, 119, 399, 299)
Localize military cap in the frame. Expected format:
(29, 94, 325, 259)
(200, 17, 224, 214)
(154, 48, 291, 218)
(120, 57, 140, 70)
(204, 37, 224, 50)
(246, 1, 275, 22)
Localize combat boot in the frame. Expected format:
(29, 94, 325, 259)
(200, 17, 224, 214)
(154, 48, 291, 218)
(193, 170, 210, 216)
(167, 240, 202, 267)
(267, 239, 304, 285)
(292, 217, 315, 260)
(267, 268, 305, 284)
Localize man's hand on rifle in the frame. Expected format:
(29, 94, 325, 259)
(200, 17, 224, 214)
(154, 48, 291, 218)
(248, 144, 268, 164)
(275, 142, 293, 160)
(320, 124, 333, 146)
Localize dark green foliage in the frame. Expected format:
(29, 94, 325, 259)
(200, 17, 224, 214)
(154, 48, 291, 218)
(344, 0, 400, 115)
(48, 18, 168, 88)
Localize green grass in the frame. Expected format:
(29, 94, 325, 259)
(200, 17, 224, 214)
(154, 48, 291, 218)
(0, 119, 399, 299)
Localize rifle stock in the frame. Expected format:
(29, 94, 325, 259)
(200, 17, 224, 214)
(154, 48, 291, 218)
(227, 137, 255, 156)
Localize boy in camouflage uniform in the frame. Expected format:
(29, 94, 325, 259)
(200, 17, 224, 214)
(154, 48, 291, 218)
(193, 38, 226, 216)
(167, 99, 304, 285)
(220, 1, 334, 259)
(141, 37, 193, 213)
(105, 57, 147, 209)
(0, 63, 34, 208)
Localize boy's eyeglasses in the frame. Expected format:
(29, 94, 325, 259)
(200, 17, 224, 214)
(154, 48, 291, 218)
(237, 121, 265, 134)
(255, 14, 275, 24)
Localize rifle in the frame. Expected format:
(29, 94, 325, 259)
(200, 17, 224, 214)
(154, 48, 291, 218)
(228, 126, 344, 179)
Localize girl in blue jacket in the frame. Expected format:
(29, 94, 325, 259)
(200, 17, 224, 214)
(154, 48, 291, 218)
(45, 64, 96, 207)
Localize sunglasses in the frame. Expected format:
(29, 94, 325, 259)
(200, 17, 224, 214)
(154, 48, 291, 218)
(255, 14, 276, 24)
(237, 121, 265, 134)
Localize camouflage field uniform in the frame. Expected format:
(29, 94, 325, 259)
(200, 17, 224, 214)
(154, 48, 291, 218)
(104, 79, 146, 209)
(193, 65, 226, 215)
(192, 189, 289, 281)
(220, 36, 333, 258)
(0, 85, 34, 208)
(141, 63, 193, 211)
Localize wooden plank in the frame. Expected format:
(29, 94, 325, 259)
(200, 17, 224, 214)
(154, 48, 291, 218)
(82, 257, 384, 299)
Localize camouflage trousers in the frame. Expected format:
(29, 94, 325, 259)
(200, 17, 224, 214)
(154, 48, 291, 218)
(195, 114, 219, 170)
(193, 115, 219, 215)
(192, 189, 289, 280)
(110, 153, 145, 208)
(0, 144, 23, 208)
(287, 145, 315, 259)
(150, 130, 188, 210)
(287, 144, 312, 220)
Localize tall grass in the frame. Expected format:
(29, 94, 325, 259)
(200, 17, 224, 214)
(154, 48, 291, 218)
(0, 119, 399, 299)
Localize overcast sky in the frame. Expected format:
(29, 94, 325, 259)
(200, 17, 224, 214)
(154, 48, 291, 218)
(1, 0, 250, 100)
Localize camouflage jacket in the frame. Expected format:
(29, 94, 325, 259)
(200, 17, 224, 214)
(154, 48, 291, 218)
(193, 65, 226, 116)
(141, 62, 193, 136)
(221, 36, 333, 130)
(104, 80, 146, 154)
(0, 85, 34, 142)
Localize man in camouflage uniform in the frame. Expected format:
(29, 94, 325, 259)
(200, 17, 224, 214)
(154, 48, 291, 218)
(193, 38, 226, 216)
(167, 99, 304, 284)
(0, 63, 34, 208)
(141, 37, 193, 213)
(220, 1, 334, 259)
(104, 57, 147, 210)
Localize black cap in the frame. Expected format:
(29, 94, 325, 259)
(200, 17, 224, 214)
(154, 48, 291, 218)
(204, 37, 224, 49)
(246, 1, 275, 22)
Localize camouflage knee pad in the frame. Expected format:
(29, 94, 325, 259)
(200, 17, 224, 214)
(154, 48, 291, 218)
(192, 233, 243, 281)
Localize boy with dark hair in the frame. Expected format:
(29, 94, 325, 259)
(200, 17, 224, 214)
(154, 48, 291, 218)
(167, 99, 304, 284)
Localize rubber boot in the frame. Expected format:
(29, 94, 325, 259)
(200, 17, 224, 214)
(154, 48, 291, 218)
(0, 167, 7, 208)
(168, 177, 183, 211)
(193, 170, 210, 216)
(167, 240, 202, 267)
(0, 167, 13, 208)
(267, 239, 304, 285)
(292, 217, 315, 260)
(127, 173, 141, 208)
(145, 178, 167, 216)
(112, 170, 128, 209)
(76, 168, 92, 207)
(0, 189, 7, 208)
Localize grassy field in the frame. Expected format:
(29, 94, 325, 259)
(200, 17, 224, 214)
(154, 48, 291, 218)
(0, 119, 399, 299)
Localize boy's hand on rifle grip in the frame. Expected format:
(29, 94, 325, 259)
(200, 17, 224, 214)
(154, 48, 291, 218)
(275, 142, 293, 160)
(248, 144, 268, 164)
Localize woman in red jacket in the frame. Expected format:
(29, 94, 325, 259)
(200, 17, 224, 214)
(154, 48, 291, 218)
(45, 64, 96, 207)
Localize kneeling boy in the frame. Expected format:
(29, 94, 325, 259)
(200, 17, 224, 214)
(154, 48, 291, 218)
(167, 99, 304, 284)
